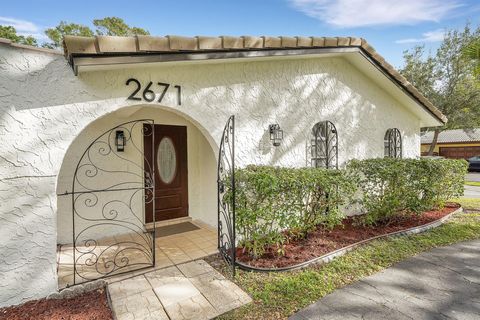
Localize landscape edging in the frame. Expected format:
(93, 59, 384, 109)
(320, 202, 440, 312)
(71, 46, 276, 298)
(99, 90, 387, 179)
(236, 206, 463, 272)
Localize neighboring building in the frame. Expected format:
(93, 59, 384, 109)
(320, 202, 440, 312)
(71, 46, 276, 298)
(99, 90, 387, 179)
(0, 35, 446, 307)
(421, 129, 480, 159)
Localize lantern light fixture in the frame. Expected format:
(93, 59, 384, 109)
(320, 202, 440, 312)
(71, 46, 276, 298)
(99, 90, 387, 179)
(269, 124, 283, 147)
(115, 130, 126, 152)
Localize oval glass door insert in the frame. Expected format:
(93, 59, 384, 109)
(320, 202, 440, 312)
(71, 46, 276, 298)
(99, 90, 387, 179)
(157, 137, 177, 184)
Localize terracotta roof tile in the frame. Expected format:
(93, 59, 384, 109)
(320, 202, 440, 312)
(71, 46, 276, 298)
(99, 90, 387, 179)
(221, 36, 243, 49)
(263, 36, 281, 48)
(296, 36, 312, 47)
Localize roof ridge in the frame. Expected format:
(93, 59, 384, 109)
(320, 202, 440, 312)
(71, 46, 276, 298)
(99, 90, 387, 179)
(0, 37, 62, 55)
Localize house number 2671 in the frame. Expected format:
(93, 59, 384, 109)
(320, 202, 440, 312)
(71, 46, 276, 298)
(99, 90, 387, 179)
(126, 78, 182, 106)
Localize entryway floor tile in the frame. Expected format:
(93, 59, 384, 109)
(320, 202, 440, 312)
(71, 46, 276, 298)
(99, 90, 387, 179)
(57, 220, 217, 289)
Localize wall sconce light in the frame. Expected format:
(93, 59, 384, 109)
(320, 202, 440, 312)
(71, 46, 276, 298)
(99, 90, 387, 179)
(269, 124, 283, 147)
(115, 130, 126, 152)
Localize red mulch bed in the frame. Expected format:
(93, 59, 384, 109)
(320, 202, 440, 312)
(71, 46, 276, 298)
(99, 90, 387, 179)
(237, 203, 460, 269)
(0, 289, 113, 320)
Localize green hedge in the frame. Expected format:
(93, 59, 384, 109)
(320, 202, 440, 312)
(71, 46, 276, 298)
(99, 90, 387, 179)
(232, 159, 467, 259)
(234, 165, 356, 258)
(347, 158, 467, 226)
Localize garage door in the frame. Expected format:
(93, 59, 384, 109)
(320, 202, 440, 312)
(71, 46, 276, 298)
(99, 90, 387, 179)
(439, 146, 480, 159)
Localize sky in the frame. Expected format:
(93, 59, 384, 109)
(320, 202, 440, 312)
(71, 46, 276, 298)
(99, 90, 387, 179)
(1, 0, 479, 67)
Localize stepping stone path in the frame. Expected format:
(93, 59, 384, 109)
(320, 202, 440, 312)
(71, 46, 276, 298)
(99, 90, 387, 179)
(108, 260, 251, 320)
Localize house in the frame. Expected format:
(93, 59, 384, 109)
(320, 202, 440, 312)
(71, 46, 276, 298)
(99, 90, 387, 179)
(0, 35, 446, 307)
(421, 129, 480, 159)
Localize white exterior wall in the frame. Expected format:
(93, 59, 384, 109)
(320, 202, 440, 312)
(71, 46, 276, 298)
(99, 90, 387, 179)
(0, 44, 421, 307)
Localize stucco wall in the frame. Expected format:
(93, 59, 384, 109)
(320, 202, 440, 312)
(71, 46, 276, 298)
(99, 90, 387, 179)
(0, 44, 421, 307)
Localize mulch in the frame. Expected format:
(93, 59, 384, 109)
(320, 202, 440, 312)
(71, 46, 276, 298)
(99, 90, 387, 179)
(0, 289, 113, 320)
(236, 203, 460, 269)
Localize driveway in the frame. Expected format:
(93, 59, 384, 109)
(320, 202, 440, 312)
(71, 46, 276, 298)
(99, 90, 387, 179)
(466, 172, 480, 182)
(465, 185, 480, 198)
(290, 240, 480, 320)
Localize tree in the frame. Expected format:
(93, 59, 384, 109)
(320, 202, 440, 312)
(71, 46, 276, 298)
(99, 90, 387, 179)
(463, 39, 480, 78)
(43, 21, 94, 49)
(93, 17, 149, 36)
(44, 17, 149, 49)
(400, 24, 480, 155)
(0, 25, 37, 46)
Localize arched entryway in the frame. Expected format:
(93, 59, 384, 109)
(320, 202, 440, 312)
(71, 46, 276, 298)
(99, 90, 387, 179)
(55, 105, 218, 288)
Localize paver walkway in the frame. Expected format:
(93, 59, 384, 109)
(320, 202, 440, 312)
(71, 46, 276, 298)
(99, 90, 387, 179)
(291, 239, 480, 320)
(108, 259, 251, 320)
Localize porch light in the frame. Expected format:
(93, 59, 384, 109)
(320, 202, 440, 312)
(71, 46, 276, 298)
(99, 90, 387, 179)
(269, 124, 283, 147)
(115, 130, 126, 152)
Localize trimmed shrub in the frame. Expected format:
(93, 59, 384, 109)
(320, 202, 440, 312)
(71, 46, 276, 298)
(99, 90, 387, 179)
(234, 165, 357, 258)
(347, 158, 467, 225)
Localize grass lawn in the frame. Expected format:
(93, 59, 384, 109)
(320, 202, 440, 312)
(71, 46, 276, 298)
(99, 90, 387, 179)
(452, 197, 480, 210)
(465, 181, 480, 187)
(216, 199, 480, 320)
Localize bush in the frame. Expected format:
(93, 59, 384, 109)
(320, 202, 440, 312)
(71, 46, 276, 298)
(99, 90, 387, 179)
(347, 158, 467, 226)
(234, 165, 357, 258)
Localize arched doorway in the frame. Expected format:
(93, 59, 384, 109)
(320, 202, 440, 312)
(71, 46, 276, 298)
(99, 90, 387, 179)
(56, 105, 218, 288)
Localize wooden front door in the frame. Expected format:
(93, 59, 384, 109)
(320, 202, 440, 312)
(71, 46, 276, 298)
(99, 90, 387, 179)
(144, 124, 188, 223)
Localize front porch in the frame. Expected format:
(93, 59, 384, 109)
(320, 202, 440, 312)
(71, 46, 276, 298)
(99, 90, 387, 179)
(57, 219, 218, 289)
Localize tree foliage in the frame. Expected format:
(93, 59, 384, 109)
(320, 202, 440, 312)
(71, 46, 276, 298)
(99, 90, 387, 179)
(400, 24, 480, 154)
(0, 25, 37, 46)
(44, 21, 94, 48)
(93, 17, 149, 37)
(463, 38, 480, 78)
(43, 17, 149, 49)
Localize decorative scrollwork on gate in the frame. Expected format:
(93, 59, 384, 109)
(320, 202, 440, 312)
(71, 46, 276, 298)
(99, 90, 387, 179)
(311, 120, 338, 169)
(217, 115, 236, 276)
(70, 119, 156, 285)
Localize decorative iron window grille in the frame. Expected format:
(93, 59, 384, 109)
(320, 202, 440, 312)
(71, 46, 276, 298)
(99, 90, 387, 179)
(311, 121, 338, 169)
(384, 128, 402, 158)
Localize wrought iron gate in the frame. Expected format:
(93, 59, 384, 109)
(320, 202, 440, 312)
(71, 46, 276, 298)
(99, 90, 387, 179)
(217, 115, 236, 276)
(68, 119, 156, 285)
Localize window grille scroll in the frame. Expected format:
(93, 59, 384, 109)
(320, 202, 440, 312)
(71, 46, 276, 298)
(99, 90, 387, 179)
(311, 121, 338, 169)
(384, 128, 402, 158)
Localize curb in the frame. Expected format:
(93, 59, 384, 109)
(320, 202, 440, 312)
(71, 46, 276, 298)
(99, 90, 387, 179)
(236, 206, 463, 272)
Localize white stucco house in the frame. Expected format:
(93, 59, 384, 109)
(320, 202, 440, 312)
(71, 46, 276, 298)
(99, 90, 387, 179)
(0, 35, 446, 307)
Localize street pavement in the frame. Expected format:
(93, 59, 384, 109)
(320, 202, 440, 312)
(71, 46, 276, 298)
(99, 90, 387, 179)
(290, 240, 480, 320)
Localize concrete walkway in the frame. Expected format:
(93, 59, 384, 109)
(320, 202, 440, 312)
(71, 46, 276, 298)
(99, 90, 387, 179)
(108, 259, 251, 320)
(291, 240, 480, 320)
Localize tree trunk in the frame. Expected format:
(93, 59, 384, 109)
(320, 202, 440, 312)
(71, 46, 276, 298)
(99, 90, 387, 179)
(427, 129, 440, 156)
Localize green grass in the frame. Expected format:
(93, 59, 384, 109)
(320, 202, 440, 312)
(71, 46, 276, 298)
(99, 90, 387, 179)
(452, 197, 480, 210)
(465, 181, 480, 187)
(216, 201, 480, 320)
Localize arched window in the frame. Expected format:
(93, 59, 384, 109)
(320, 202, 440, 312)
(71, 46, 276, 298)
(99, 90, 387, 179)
(384, 128, 402, 158)
(311, 121, 338, 169)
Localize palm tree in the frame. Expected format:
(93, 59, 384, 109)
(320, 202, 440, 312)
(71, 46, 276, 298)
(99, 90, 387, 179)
(463, 39, 480, 79)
